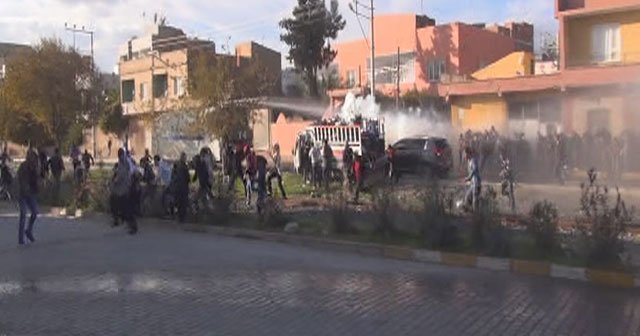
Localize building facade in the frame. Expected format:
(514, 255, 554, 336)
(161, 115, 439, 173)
(332, 14, 533, 96)
(110, 24, 281, 160)
(0, 42, 30, 83)
(443, 0, 640, 139)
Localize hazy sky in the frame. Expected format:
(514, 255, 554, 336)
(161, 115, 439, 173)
(0, 0, 556, 72)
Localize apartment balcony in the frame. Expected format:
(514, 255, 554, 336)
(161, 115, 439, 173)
(557, 0, 640, 16)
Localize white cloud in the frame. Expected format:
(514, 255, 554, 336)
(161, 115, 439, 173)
(0, 0, 557, 71)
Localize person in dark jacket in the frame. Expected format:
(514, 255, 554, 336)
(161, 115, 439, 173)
(193, 149, 213, 205)
(38, 149, 49, 179)
(48, 148, 65, 198)
(111, 148, 137, 234)
(81, 149, 94, 176)
(173, 152, 191, 222)
(17, 150, 40, 245)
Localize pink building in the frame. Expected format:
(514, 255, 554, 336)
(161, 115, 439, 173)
(332, 14, 533, 96)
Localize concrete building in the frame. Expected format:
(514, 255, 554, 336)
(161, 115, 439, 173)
(331, 14, 534, 96)
(442, 0, 640, 138)
(106, 24, 282, 160)
(0, 42, 30, 83)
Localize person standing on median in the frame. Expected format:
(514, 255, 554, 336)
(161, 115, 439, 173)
(17, 150, 40, 245)
(111, 148, 138, 235)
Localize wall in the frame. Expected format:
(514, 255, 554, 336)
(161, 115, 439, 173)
(457, 23, 517, 77)
(334, 14, 418, 88)
(472, 52, 534, 80)
(415, 23, 459, 83)
(566, 89, 638, 135)
(566, 9, 640, 67)
(270, 113, 313, 165)
(252, 109, 271, 151)
(119, 49, 189, 115)
(451, 94, 508, 131)
(236, 41, 282, 95)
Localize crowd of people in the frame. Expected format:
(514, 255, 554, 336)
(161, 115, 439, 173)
(0, 139, 296, 244)
(456, 126, 638, 184)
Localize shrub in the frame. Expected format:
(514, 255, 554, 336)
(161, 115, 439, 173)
(472, 186, 512, 257)
(418, 185, 459, 250)
(209, 178, 235, 225)
(527, 200, 560, 255)
(329, 192, 355, 234)
(576, 172, 633, 267)
(371, 188, 397, 238)
(259, 197, 289, 229)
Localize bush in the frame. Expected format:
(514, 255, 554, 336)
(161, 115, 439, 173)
(329, 192, 355, 234)
(418, 185, 459, 250)
(576, 172, 633, 267)
(472, 186, 512, 257)
(209, 178, 235, 225)
(527, 200, 560, 255)
(259, 197, 289, 229)
(371, 188, 397, 238)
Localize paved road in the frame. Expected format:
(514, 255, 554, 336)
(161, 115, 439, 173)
(0, 214, 639, 336)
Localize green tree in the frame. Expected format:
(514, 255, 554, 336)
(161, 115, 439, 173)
(280, 0, 346, 97)
(188, 50, 274, 142)
(99, 90, 129, 138)
(0, 38, 92, 147)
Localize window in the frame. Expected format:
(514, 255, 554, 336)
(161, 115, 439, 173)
(346, 70, 357, 88)
(591, 23, 621, 63)
(140, 82, 149, 101)
(428, 60, 446, 82)
(153, 74, 168, 98)
(121, 80, 135, 103)
(367, 52, 416, 85)
(173, 77, 185, 97)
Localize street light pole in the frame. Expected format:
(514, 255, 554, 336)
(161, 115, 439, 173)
(65, 23, 97, 157)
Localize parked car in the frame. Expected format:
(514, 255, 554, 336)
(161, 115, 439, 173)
(392, 137, 453, 178)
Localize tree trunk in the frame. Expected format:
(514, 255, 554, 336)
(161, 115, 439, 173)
(306, 67, 319, 97)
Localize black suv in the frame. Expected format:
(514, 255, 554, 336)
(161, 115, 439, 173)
(392, 137, 453, 178)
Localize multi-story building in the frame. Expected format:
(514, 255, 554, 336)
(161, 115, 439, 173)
(331, 14, 533, 96)
(443, 0, 640, 138)
(0, 42, 30, 83)
(105, 24, 281, 159)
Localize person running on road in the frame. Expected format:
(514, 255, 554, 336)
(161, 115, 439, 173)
(17, 150, 40, 245)
(464, 147, 482, 212)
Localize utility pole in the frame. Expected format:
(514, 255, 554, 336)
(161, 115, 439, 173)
(349, 0, 375, 101)
(65, 23, 97, 157)
(369, 0, 375, 101)
(396, 46, 400, 110)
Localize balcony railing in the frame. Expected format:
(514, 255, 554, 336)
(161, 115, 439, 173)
(566, 51, 640, 68)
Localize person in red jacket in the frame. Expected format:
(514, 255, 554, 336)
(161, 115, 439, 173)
(353, 154, 364, 203)
(385, 145, 397, 183)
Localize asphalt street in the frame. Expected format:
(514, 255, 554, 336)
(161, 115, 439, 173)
(0, 213, 639, 335)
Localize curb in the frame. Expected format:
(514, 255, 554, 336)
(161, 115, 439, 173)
(178, 223, 639, 289)
(149, 220, 640, 289)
